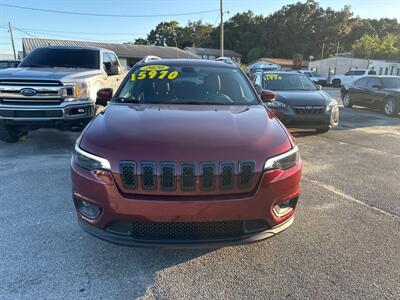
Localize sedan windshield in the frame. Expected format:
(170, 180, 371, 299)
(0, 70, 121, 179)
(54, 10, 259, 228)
(263, 73, 317, 91)
(19, 48, 100, 69)
(116, 64, 258, 105)
(381, 77, 400, 89)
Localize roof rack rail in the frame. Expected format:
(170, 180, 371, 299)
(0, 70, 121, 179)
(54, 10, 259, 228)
(140, 55, 162, 63)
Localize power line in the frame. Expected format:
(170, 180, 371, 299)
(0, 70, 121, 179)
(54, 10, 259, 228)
(0, 3, 219, 18)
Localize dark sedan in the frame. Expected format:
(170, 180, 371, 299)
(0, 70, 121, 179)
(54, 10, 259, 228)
(253, 71, 339, 133)
(341, 76, 400, 117)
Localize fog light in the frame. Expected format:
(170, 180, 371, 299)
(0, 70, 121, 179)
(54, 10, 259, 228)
(273, 198, 296, 217)
(74, 198, 101, 220)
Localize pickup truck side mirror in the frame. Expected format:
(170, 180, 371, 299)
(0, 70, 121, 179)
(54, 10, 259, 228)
(315, 84, 322, 90)
(260, 90, 276, 103)
(104, 63, 120, 76)
(96, 88, 113, 106)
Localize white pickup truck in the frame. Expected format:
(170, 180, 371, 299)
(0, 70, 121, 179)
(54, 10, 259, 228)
(0, 46, 125, 142)
(329, 69, 376, 88)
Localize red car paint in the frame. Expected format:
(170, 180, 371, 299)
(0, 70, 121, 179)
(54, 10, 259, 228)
(71, 59, 302, 247)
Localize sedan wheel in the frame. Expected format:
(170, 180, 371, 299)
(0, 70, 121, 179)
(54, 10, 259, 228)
(384, 98, 399, 117)
(343, 93, 353, 108)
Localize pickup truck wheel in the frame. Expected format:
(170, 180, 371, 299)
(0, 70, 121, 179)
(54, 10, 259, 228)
(0, 123, 28, 143)
(383, 98, 399, 117)
(332, 79, 341, 88)
(342, 93, 353, 108)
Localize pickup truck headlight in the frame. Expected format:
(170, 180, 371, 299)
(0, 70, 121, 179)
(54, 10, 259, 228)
(74, 144, 111, 171)
(63, 83, 90, 101)
(264, 145, 299, 170)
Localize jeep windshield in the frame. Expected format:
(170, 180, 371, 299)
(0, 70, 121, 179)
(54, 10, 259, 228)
(263, 73, 317, 91)
(116, 64, 258, 105)
(19, 48, 100, 69)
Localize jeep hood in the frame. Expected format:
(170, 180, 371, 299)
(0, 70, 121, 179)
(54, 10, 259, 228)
(0, 67, 102, 82)
(80, 104, 292, 173)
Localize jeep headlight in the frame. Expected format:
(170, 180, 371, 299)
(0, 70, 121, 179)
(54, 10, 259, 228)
(74, 144, 111, 171)
(264, 145, 299, 170)
(63, 82, 90, 101)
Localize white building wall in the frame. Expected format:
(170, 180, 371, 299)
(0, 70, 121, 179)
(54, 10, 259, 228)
(309, 57, 369, 77)
(369, 60, 400, 76)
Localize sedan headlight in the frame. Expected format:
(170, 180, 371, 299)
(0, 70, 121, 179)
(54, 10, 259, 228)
(63, 82, 90, 101)
(326, 99, 338, 111)
(267, 101, 286, 108)
(74, 144, 111, 171)
(264, 145, 299, 170)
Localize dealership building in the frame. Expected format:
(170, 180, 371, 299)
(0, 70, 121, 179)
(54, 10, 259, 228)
(21, 38, 199, 69)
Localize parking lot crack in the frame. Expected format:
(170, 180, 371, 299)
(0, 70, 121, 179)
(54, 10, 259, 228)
(303, 177, 400, 220)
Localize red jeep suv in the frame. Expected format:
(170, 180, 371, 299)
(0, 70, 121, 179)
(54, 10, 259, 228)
(71, 59, 302, 247)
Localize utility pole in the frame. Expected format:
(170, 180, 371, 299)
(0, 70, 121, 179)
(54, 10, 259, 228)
(8, 21, 17, 59)
(220, 0, 224, 57)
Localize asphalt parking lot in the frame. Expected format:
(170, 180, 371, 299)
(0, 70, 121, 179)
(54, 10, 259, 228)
(1, 87, 399, 299)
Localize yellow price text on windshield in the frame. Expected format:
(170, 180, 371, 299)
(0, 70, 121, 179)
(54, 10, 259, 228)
(264, 74, 282, 80)
(131, 70, 179, 81)
(139, 65, 169, 71)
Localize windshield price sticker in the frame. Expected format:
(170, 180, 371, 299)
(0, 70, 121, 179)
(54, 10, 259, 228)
(264, 74, 283, 80)
(132, 65, 179, 81)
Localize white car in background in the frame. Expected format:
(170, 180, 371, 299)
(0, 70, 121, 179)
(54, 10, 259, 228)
(298, 70, 328, 86)
(329, 69, 377, 88)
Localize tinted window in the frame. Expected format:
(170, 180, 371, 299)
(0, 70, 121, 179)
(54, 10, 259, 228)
(106, 52, 119, 66)
(367, 78, 381, 88)
(262, 73, 317, 91)
(354, 78, 369, 87)
(381, 77, 400, 89)
(346, 70, 365, 76)
(0, 61, 9, 69)
(117, 64, 258, 105)
(20, 48, 100, 69)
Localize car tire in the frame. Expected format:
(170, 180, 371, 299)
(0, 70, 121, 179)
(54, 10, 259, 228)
(0, 122, 28, 143)
(316, 127, 330, 133)
(383, 98, 399, 117)
(342, 93, 353, 108)
(332, 79, 341, 88)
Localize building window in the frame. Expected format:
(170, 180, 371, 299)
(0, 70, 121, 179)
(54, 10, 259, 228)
(379, 67, 383, 75)
(397, 68, 400, 76)
(385, 67, 389, 75)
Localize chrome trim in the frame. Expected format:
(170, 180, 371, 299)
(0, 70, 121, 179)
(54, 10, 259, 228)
(75, 144, 111, 171)
(264, 145, 299, 170)
(0, 81, 61, 86)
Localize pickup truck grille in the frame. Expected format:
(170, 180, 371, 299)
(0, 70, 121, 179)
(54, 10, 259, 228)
(119, 160, 256, 195)
(0, 79, 65, 105)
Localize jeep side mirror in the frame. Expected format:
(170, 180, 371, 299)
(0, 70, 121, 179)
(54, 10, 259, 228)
(96, 88, 113, 106)
(315, 84, 322, 90)
(260, 90, 276, 103)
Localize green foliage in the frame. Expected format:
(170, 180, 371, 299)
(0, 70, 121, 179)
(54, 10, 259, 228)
(353, 34, 400, 60)
(136, 0, 400, 63)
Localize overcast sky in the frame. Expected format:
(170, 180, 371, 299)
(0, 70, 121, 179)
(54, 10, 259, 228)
(1, 0, 399, 56)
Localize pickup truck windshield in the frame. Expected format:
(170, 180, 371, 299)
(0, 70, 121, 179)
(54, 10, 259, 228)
(263, 73, 317, 91)
(19, 48, 100, 69)
(116, 65, 258, 105)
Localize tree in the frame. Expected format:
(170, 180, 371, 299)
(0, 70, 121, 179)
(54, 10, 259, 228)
(133, 38, 148, 45)
(353, 34, 400, 60)
(147, 21, 183, 47)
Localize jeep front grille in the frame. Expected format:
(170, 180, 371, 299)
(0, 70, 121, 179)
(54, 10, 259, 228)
(119, 160, 258, 194)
